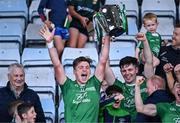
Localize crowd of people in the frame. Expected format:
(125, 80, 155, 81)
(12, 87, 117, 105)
(0, 0, 180, 123)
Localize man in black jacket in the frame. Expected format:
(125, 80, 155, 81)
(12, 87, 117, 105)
(135, 75, 173, 122)
(0, 63, 46, 122)
(155, 24, 180, 88)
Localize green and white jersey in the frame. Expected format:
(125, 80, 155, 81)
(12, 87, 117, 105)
(68, 0, 103, 20)
(137, 31, 161, 57)
(60, 75, 101, 122)
(156, 102, 180, 123)
(114, 79, 148, 122)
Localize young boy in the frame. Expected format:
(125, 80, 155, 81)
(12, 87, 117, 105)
(17, 102, 37, 123)
(99, 85, 131, 123)
(136, 13, 161, 68)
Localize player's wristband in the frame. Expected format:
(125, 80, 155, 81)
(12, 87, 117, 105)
(47, 41, 54, 49)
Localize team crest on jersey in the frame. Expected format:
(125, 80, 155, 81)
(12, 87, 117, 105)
(173, 118, 180, 123)
(73, 91, 91, 104)
(170, 107, 176, 111)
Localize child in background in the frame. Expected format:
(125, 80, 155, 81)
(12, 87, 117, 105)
(17, 102, 37, 123)
(8, 100, 24, 123)
(136, 13, 161, 68)
(99, 85, 131, 123)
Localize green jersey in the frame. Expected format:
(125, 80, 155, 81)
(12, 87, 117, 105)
(137, 31, 161, 57)
(114, 79, 148, 122)
(99, 104, 131, 123)
(60, 76, 101, 122)
(156, 102, 180, 123)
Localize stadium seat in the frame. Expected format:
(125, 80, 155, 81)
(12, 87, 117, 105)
(0, 0, 28, 31)
(0, 49, 20, 87)
(126, 17, 138, 36)
(141, 0, 176, 20)
(29, 0, 43, 24)
(25, 23, 45, 47)
(0, 22, 23, 53)
(109, 41, 136, 65)
(21, 48, 56, 101)
(61, 47, 98, 80)
(58, 98, 65, 123)
(39, 94, 55, 123)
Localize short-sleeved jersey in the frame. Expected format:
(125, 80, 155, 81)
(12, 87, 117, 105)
(156, 102, 180, 123)
(114, 79, 148, 122)
(137, 31, 161, 57)
(67, 0, 104, 20)
(60, 76, 101, 122)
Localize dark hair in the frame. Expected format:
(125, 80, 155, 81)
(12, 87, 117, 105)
(105, 85, 123, 96)
(73, 56, 92, 70)
(17, 102, 34, 120)
(119, 56, 138, 68)
(175, 23, 180, 28)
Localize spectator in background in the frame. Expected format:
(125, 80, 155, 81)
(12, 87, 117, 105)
(67, 0, 105, 48)
(38, 0, 69, 58)
(0, 63, 45, 122)
(99, 85, 131, 123)
(135, 79, 180, 123)
(155, 24, 180, 87)
(17, 102, 37, 123)
(135, 75, 173, 122)
(164, 63, 180, 94)
(8, 100, 24, 123)
(136, 13, 161, 70)
(104, 32, 154, 121)
(39, 25, 110, 122)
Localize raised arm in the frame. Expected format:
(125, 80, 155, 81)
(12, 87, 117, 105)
(104, 59, 116, 86)
(95, 35, 110, 82)
(136, 32, 154, 78)
(39, 25, 67, 85)
(135, 76, 157, 116)
(163, 63, 174, 93)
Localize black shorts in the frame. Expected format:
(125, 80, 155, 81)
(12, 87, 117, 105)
(69, 18, 89, 37)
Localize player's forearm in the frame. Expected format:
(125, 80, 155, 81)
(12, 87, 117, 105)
(165, 72, 175, 93)
(99, 36, 110, 64)
(143, 39, 153, 65)
(135, 84, 144, 112)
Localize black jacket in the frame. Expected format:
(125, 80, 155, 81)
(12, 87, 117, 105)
(135, 90, 173, 122)
(0, 82, 46, 122)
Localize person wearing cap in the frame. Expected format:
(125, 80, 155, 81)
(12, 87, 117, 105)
(99, 85, 131, 123)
